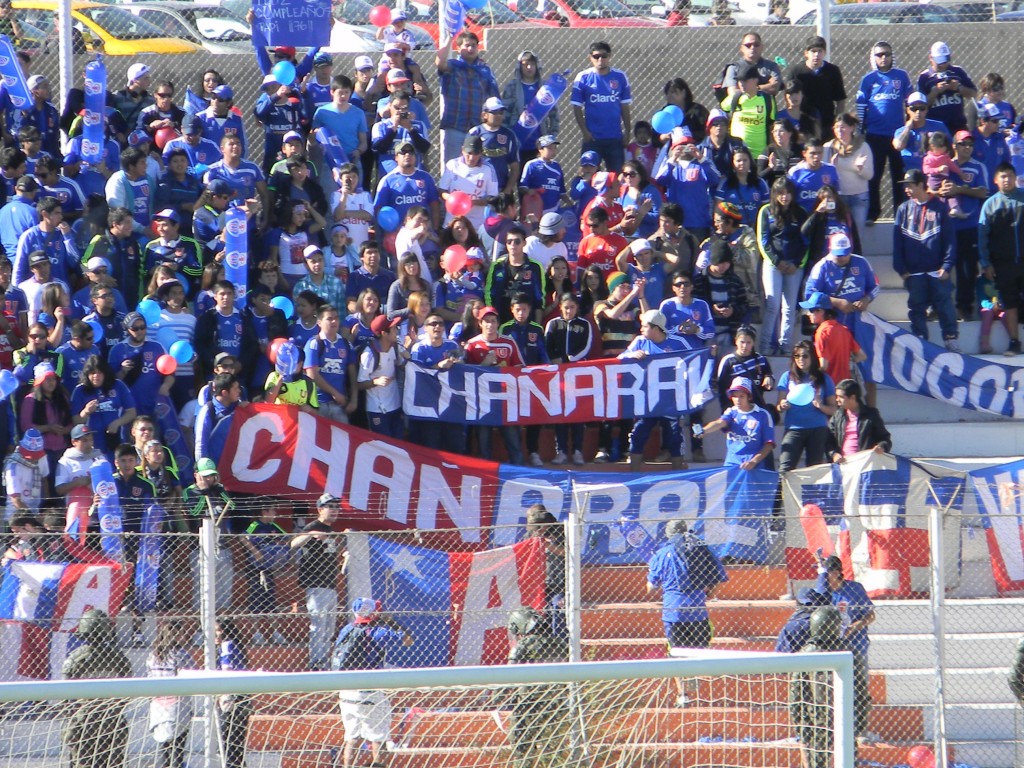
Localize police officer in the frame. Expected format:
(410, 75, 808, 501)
(789, 605, 843, 768)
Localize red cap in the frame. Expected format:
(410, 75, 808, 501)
(475, 305, 499, 321)
(370, 314, 402, 335)
(954, 130, 973, 143)
(274, 46, 296, 57)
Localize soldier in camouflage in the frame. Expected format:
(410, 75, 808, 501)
(62, 609, 133, 768)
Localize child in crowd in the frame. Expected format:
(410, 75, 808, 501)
(716, 325, 774, 411)
(627, 121, 658, 176)
(922, 132, 963, 217)
(799, 291, 866, 384)
(977, 275, 1010, 355)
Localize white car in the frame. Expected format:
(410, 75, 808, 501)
(122, 1, 251, 54)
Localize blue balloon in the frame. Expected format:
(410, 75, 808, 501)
(650, 110, 677, 135)
(169, 340, 194, 364)
(271, 60, 296, 86)
(663, 105, 684, 127)
(86, 318, 104, 344)
(463, 0, 487, 8)
(270, 296, 294, 318)
(137, 299, 161, 326)
(0, 369, 17, 399)
(378, 205, 401, 232)
(156, 327, 178, 351)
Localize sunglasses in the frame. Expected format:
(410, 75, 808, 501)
(909, 106, 926, 112)
(425, 320, 444, 327)
(130, 325, 146, 332)
(590, 53, 609, 59)
(794, 353, 810, 359)
(396, 148, 415, 154)
(742, 42, 761, 48)
(622, 171, 638, 177)
(28, 333, 45, 339)
(156, 92, 173, 98)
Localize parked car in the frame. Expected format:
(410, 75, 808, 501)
(12, 0, 203, 54)
(506, 0, 667, 27)
(795, 1, 961, 23)
(401, 0, 557, 45)
(122, 1, 250, 54)
(922, 0, 1024, 21)
(630, 0, 762, 25)
(996, 7, 1024, 16)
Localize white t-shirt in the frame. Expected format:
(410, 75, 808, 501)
(439, 157, 498, 232)
(394, 228, 432, 284)
(357, 344, 402, 414)
(55, 449, 103, 491)
(331, 189, 374, 247)
(524, 236, 568, 271)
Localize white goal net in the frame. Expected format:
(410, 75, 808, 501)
(0, 651, 853, 768)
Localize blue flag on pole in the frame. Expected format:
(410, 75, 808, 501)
(135, 504, 165, 613)
(81, 58, 107, 166)
(91, 459, 123, 562)
(154, 394, 192, 478)
(223, 207, 248, 310)
(0, 35, 30, 113)
(314, 127, 348, 178)
(512, 72, 568, 147)
(441, 0, 466, 44)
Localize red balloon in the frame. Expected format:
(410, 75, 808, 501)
(156, 354, 177, 376)
(446, 191, 473, 218)
(154, 127, 178, 151)
(443, 245, 467, 274)
(268, 338, 287, 364)
(907, 745, 935, 768)
(383, 231, 398, 257)
(369, 4, 391, 26)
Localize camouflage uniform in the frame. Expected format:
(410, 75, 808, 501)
(789, 606, 843, 768)
(62, 610, 133, 768)
(1009, 636, 1024, 706)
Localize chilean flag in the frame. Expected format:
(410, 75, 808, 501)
(782, 451, 964, 598)
(0, 561, 132, 681)
(345, 535, 546, 667)
(969, 458, 1024, 594)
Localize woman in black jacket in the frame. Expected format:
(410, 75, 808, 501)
(826, 378, 892, 463)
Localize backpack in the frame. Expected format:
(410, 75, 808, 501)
(675, 535, 726, 592)
(331, 624, 378, 671)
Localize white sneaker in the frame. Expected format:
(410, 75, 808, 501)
(551, 451, 568, 465)
(944, 339, 961, 353)
(594, 450, 610, 463)
(572, 450, 585, 465)
(529, 452, 543, 467)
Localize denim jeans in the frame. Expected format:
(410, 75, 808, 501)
(905, 274, 957, 341)
(842, 191, 870, 241)
(582, 137, 625, 172)
(866, 133, 904, 221)
(305, 587, 338, 670)
(478, 425, 523, 465)
(629, 417, 682, 457)
(761, 261, 804, 353)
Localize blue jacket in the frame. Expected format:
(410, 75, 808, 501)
(0, 196, 40, 259)
(979, 190, 1024, 269)
(892, 196, 955, 275)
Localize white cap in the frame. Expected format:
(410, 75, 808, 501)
(127, 63, 150, 83)
(829, 232, 852, 256)
(980, 102, 1002, 120)
(86, 256, 111, 272)
(262, 74, 279, 87)
(303, 244, 323, 259)
(354, 55, 374, 71)
(930, 41, 951, 63)
(907, 91, 928, 106)
(483, 96, 506, 112)
(630, 238, 653, 255)
(640, 309, 667, 331)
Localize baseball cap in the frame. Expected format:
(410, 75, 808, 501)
(828, 232, 853, 256)
(182, 116, 201, 135)
(206, 179, 232, 196)
(727, 376, 753, 396)
(465, 246, 485, 263)
(391, 10, 407, 20)
(352, 597, 379, 623)
(738, 64, 760, 81)
(354, 55, 374, 71)
(475, 305, 498, 321)
(384, 42, 404, 54)
(630, 238, 653, 255)
(483, 96, 506, 112)
(33, 361, 56, 386)
(122, 311, 145, 330)
(70, 424, 93, 440)
(274, 45, 297, 57)
(898, 168, 927, 186)
(195, 457, 219, 477)
(283, 130, 304, 143)
(313, 52, 333, 68)
(797, 587, 830, 607)
(214, 352, 237, 367)
(930, 41, 951, 63)
(303, 244, 323, 260)
(63, 149, 82, 165)
(671, 126, 695, 146)
(385, 69, 410, 85)
(463, 134, 484, 153)
(16, 175, 38, 192)
(640, 309, 667, 332)
(706, 108, 728, 127)
(127, 63, 150, 83)
(18, 428, 44, 459)
(824, 554, 843, 572)
(212, 84, 234, 100)
(86, 256, 111, 273)
(980, 103, 1002, 120)
(907, 91, 928, 107)
(537, 135, 559, 148)
(153, 208, 180, 224)
(28, 250, 48, 266)
(127, 129, 150, 147)
(580, 150, 600, 166)
(261, 74, 279, 87)
(26, 74, 46, 90)
(799, 291, 832, 311)
(606, 271, 628, 291)
(392, 139, 415, 155)
(318, 492, 341, 507)
(370, 314, 402, 335)
(538, 211, 564, 235)
(590, 171, 616, 194)
(954, 130, 974, 143)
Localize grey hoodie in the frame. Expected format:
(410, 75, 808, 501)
(501, 51, 560, 148)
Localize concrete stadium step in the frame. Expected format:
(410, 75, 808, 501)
(887, 318, 1024, 358)
(581, 564, 789, 604)
(885, 420, 1024, 458)
(869, 385, 1005, 424)
(581, 601, 795, 639)
(582, 636, 777, 661)
(948, 739, 1021, 768)
(929, 704, 1021, 743)
(879, 667, 1016, 706)
(870, 633, 1022, 670)
(872, 599, 1024, 636)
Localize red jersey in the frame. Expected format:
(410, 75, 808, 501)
(464, 334, 524, 368)
(577, 232, 629, 279)
(580, 198, 624, 237)
(814, 318, 861, 383)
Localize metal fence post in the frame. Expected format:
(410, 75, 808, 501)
(199, 519, 218, 768)
(929, 503, 948, 768)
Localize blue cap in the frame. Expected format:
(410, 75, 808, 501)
(182, 116, 201, 135)
(580, 150, 600, 166)
(313, 52, 333, 67)
(153, 208, 181, 224)
(127, 129, 150, 147)
(206, 178, 232, 196)
(213, 84, 233, 100)
(62, 149, 81, 165)
(799, 291, 832, 311)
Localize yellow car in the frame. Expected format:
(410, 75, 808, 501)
(12, 0, 202, 55)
